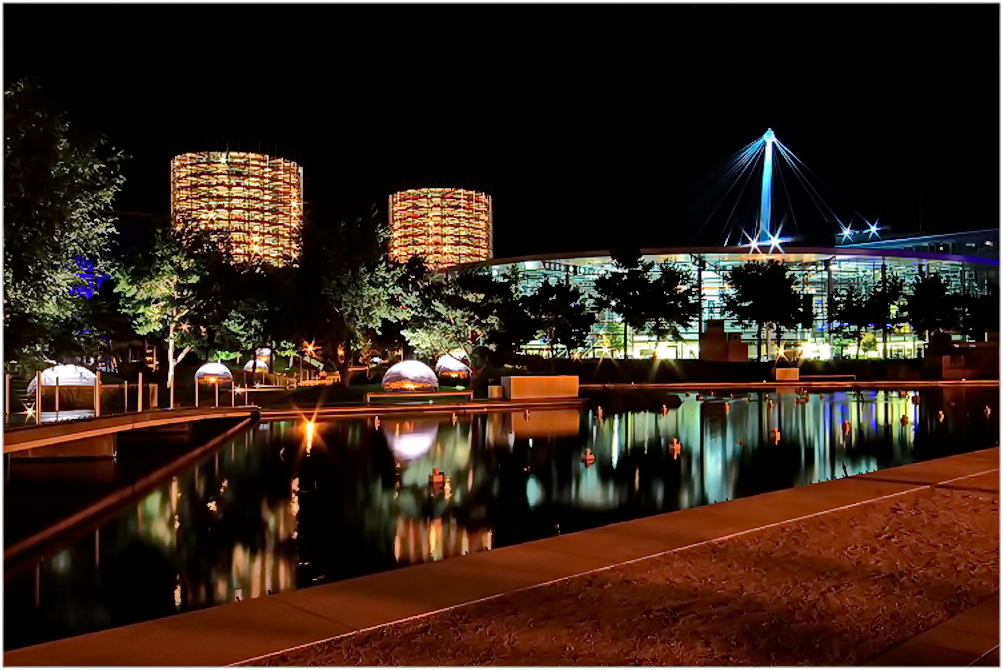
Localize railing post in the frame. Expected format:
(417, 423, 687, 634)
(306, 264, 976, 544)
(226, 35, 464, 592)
(54, 377, 60, 418)
(5, 373, 10, 426)
(94, 371, 102, 418)
(169, 374, 175, 410)
(137, 372, 144, 413)
(195, 380, 199, 408)
(34, 370, 42, 425)
(230, 383, 235, 407)
(214, 380, 219, 408)
(124, 380, 128, 413)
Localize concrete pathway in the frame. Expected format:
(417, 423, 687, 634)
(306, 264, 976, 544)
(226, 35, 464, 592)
(5, 447, 998, 667)
(866, 592, 999, 666)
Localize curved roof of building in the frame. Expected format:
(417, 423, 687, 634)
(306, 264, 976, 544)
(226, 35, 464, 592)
(448, 246, 998, 272)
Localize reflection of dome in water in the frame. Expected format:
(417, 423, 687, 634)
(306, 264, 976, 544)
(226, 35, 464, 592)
(383, 419, 439, 460)
(434, 355, 470, 379)
(195, 362, 234, 383)
(382, 361, 438, 392)
(27, 364, 96, 394)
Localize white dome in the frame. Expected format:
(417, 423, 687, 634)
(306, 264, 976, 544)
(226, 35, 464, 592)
(243, 359, 269, 372)
(194, 362, 233, 382)
(381, 360, 438, 392)
(27, 365, 96, 394)
(434, 355, 471, 376)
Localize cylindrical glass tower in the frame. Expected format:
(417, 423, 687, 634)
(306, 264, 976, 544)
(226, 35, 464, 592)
(388, 188, 492, 271)
(171, 151, 304, 266)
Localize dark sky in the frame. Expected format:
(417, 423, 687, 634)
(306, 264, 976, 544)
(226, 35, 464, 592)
(5, 4, 999, 257)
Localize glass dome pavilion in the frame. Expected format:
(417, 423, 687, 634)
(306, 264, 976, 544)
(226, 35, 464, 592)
(446, 243, 998, 360)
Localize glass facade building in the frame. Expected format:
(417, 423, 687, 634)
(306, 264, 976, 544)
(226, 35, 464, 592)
(171, 152, 304, 267)
(388, 188, 492, 271)
(453, 245, 999, 361)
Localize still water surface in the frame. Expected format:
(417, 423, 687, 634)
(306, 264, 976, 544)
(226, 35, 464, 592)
(5, 387, 998, 650)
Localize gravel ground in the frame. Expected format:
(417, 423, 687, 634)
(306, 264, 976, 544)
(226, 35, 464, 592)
(258, 473, 999, 666)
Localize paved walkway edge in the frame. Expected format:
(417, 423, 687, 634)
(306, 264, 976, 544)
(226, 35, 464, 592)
(4, 447, 998, 667)
(865, 592, 1000, 666)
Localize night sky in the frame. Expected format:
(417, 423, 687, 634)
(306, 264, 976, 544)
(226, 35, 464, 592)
(5, 4, 999, 257)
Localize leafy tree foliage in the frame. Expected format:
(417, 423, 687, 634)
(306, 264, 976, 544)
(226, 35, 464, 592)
(902, 272, 960, 342)
(399, 264, 538, 388)
(110, 221, 234, 395)
(648, 263, 701, 346)
(523, 279, 596, 358)
(959, 287, 999, 343)
(4, 79, 126, 368)
(830, 284, 870, 359)
(592, 250, 654, 359)
(863, 272, 905, 358)
(723, 260, 807, 361)
(593, 251, 701, 359)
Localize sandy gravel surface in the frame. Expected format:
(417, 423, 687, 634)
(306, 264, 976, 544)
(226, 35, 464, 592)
(259, 472, 999, 666)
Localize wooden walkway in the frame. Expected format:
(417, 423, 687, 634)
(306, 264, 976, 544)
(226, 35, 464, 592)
(3, 406, 259, 454)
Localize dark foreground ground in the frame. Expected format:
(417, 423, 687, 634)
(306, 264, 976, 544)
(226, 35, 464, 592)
(260, 471, 999, 666)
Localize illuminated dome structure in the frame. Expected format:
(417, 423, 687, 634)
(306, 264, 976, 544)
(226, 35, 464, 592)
(434, 354, 471, 380)
(171, 151, 304, 267)
(381, 361, 439, 392)
(194, 362, 233, 384)
(27, 364, 96, 395)
(243, 359, 269, 372)
(388, 187, 492, 271)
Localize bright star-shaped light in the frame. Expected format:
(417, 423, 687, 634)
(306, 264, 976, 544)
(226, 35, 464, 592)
(742, 230, 762, 254)
(866, 219, 880, 238)
(839, 222, 855, 241)
(25, 405, 36, 421)
(180, 322, 191, 333)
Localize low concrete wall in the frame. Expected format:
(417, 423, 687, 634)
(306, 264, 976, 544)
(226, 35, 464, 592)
(501, 376, 579, 399)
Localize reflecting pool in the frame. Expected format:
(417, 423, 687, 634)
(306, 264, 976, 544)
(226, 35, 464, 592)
(4, 387, 998, 650)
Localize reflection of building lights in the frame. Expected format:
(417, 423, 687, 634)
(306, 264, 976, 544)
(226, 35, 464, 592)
(303, 421, 316, 453)
(171, 151, 303, 267)
(207, 500, 218, 512)
(389, 188, 492, 271)
(383, 380, 435, 391)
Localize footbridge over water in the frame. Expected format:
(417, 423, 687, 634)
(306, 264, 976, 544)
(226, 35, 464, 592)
(3, 406, 260, 458)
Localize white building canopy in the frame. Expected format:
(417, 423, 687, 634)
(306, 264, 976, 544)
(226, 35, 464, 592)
(27, 364, 96, 394)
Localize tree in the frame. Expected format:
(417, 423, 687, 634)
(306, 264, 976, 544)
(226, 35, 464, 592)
(402, 266, 532, 377)
(959, 287, 999, 343)
(592, 250, 655, 360)
(523, 279, 596, 358)
(4, 79, 126, 369)
(830, 284, 870, 359)
(647, 263, 701, 351)
(863, 270, 905, 359)
(903, 272, 960, 343)
(723, 260, 806, 361)
(111, 221, 232, 404)
(301, 203, 414, 386)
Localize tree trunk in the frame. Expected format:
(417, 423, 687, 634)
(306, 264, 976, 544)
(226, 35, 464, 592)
(623, 324, 629, 360)
(756, 322, 763, 362)
(339, 342, 353, 389)
(855, 328, 864, 360)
